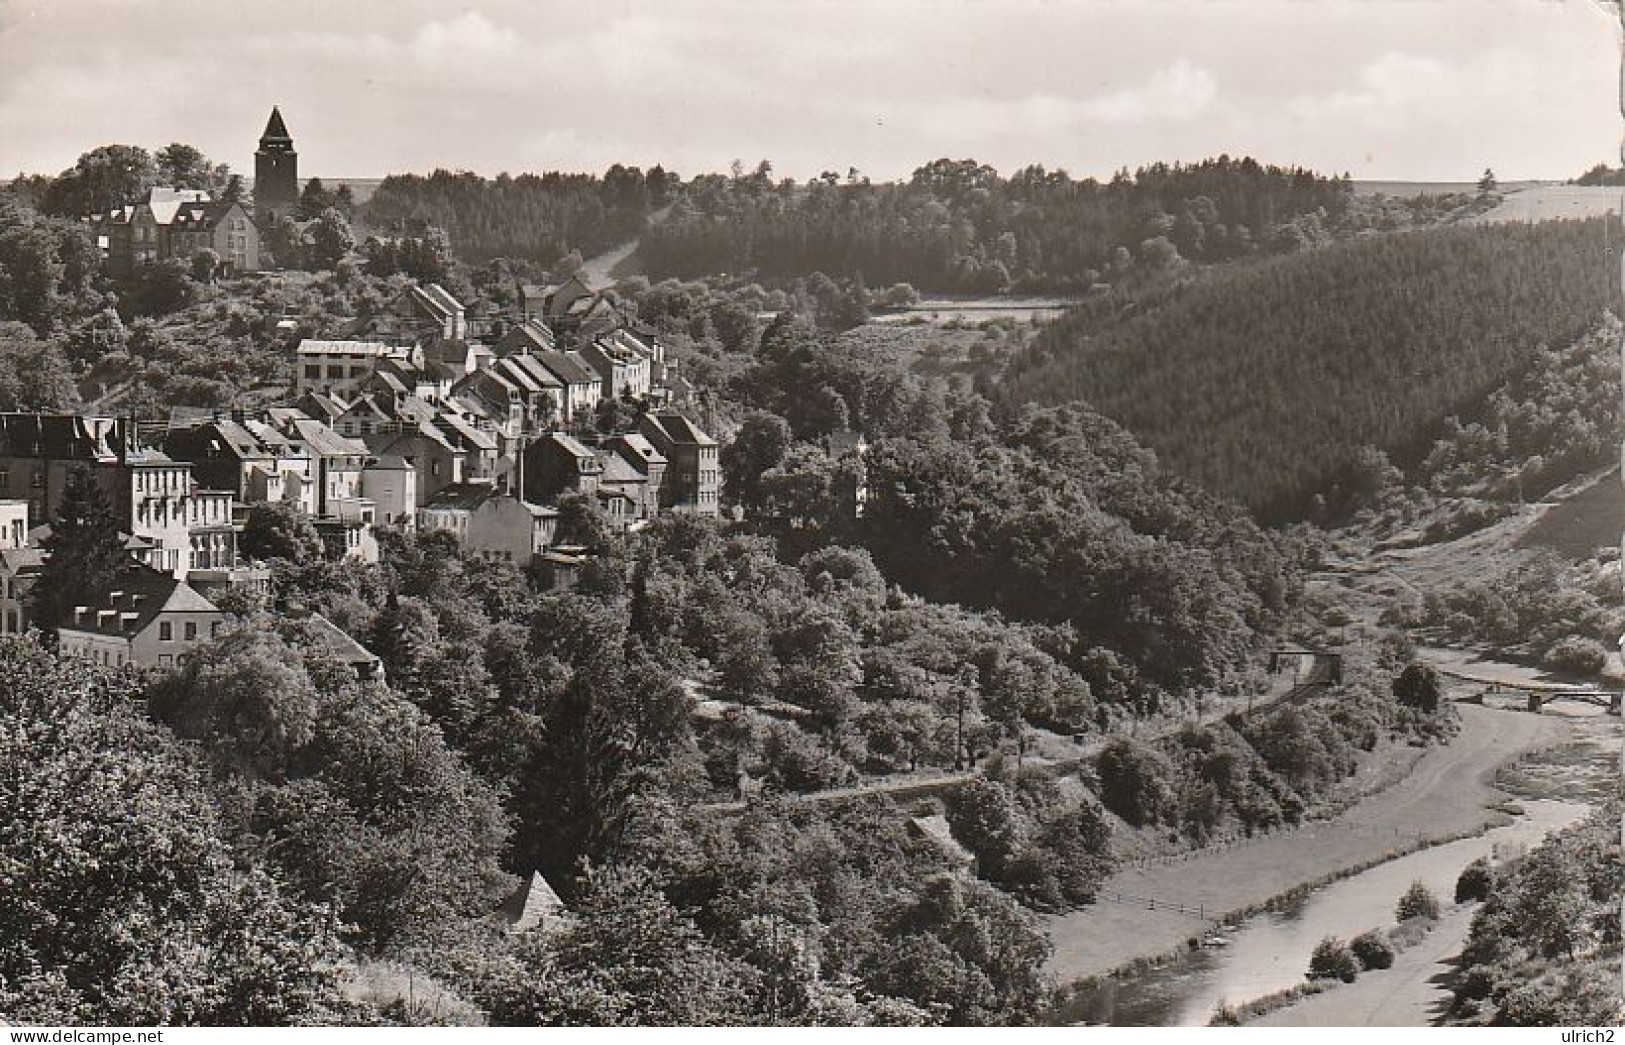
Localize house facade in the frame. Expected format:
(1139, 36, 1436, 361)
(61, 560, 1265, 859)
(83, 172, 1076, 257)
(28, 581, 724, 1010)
(56, 563, 226, 670)
(638, 411, 720, 517)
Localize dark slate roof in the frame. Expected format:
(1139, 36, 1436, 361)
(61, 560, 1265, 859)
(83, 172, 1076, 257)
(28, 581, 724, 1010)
(424, 481, 506, 512)
(533, 350, 597, 387)
(545, 432, 597, 460)
(261, 106, 292, 144)
(58, 562, 219, 639)
(497, 319, 556, 356)
(609, 432, 666, 468)
(643, 410, 716, 447)
(0, 414, 142, 462)
(595, 449, 643, 484)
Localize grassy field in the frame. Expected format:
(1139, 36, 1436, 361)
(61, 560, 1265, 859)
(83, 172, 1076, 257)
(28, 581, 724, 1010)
(1470, 185, 1621, 225)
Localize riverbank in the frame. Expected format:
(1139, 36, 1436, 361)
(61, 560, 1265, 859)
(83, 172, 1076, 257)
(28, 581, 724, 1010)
(1044, 701, 1565, 983)
(1251, 903, 1476, 1026)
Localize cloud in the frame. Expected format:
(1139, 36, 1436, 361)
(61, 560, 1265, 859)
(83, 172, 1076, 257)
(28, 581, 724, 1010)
(409, 11, 521, 68)
(1080, 60, 1218, 124)
(1287, 50, 1532, 127)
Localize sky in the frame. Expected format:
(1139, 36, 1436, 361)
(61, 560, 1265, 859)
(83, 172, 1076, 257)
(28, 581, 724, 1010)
(0, 0, 1619, 184)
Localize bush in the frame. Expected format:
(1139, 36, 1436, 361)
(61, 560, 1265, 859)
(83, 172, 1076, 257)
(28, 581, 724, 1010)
(1350, 930, 1395, 971)
(1396, 880, 1441, 922)
(1455, 858, 1493, 903)
(1543, 635, 1608, 676)
(1392, 663, 1441, 714)
(1307, 937, 1359, 983)
(1094, 737, 1178, 827)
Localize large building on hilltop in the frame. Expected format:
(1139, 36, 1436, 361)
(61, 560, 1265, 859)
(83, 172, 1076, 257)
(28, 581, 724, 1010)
(254, 106, 299, 227)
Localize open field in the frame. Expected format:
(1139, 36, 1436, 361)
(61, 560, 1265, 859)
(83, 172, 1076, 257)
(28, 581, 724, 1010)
(1043, 701, 1566, 983)
(1470, 184, 1621, 225)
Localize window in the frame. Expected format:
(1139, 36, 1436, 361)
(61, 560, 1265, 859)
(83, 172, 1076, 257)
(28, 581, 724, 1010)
(210, 621, 220, 638)
(305, 365, 322, 379)
(0, 469, 8, 488)
(184, 621, 197, 640)
(159, 654, 172, 667)
(159, 621, 172, 641)
(30, 470, 43, 489)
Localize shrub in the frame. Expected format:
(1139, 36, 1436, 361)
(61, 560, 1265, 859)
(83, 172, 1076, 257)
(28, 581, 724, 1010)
(1094, 738, 1177, 827)
(1396, 880, 1441, 922)
(1350, 930, 1395, 970)
(1307, 937, 1359, 983)
(1455, 858, 1493, 903)
(1543, 635, 1608, 676)
(1392, 663, 1441, 714)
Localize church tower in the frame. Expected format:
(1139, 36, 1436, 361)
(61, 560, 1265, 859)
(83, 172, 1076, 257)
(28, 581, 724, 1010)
(254, 106, 298, 228)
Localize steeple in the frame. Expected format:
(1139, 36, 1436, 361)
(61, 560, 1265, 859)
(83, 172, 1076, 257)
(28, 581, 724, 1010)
(254, 105, 299, 228)
(260, 106, 293, 150)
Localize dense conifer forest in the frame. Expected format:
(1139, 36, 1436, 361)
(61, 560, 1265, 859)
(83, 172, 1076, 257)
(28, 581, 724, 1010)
(1003, 217, 1622, 520)
(359, 165, 671, 263)
(642, 158, 1367, 292)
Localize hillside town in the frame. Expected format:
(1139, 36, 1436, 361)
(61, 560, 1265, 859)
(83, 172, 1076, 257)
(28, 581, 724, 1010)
(0, 110, 747, 671)
(2, 5, 1621, 1025)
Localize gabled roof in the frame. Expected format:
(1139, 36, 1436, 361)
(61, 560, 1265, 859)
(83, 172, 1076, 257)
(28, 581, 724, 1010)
(595, 449, 644, 484)
(436, 412, 497, 451)
(0, 546, 44, 577)
(283, 417, 369, 459)
(502, 871, 566, 933)
(395, 396, 440, 425)
(366, 454, 413, 472)
(417, 283, 463, 317)
(363, 421, 456, 455)
(0, 413, 139, 462)
(423, 481, 506, 512)
(497, 354, 564, 393)
(191, 418, 272, 460)
(365, 370, 410, 397)
(497, 319, 556, 356)
(144, 187, 212, 226)
(545, 432, 597, 461)
(609, 432, 666, 467)
(909, 814, 975, 867)
(530, 350, 597, 387)
(58, 562, 219, 639)
(286, 608, 381, 670)
(642, 410, 716, 447)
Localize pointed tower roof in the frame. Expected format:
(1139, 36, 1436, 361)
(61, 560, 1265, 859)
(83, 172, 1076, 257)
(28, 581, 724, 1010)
(260, 106, 292, 146)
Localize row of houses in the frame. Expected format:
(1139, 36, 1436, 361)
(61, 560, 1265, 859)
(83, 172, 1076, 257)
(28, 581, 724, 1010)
(0, 391, 720, 668)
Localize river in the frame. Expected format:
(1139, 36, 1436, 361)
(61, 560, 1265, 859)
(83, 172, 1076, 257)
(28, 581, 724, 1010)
(1053, 798, 1591, 1027)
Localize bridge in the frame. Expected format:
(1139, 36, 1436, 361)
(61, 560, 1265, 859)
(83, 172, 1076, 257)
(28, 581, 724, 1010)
(1521, 688, 1623, 715)
(1459, 682, 1622, 716)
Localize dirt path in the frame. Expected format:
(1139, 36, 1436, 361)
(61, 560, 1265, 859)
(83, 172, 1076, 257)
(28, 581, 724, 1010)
(1253, 904, 1476, 1026)
(1044, 703, 1564, 983)
(578, 204, 672, 286)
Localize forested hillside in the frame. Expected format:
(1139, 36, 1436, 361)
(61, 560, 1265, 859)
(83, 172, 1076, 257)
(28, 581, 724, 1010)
(1003, 217, 1621, 520)
(640, 158, 1396, 292)
(359, 165, 673, 263)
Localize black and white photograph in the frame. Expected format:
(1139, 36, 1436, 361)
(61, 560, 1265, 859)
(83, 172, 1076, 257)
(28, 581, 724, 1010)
(0, 0, 1620, 1032)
